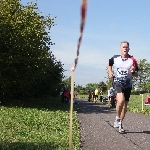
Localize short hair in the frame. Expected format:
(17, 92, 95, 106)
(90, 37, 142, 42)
(120, 41, 129, 47)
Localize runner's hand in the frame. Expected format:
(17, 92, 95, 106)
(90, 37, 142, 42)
(109, 72, 114, 78)
(130, 66, 135, 73)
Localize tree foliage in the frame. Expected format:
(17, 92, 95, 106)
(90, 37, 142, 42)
(98, 81, 107, 92)
(75, 84, 83, 92)
(143, 79, 150, 93)
(85, 83, 98, 92)
(0, 0, 64, 101)
(132, 59, 150, 90)
(62, 76, 71, 89)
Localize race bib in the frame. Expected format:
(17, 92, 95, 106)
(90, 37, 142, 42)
(117, 68, 128, 78)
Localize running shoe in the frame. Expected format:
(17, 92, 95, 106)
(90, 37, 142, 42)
(114, 118, 120, 128)
(119, 122, 124, 133)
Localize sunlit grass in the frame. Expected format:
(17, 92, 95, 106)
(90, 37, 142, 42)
(78, 94, 150, 116)
(0, 96, 81, 150)
(128, 94, 150, 116)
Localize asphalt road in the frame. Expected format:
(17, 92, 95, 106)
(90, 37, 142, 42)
(75, 99, 150, 150)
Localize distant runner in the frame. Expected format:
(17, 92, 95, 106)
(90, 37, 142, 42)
(109, 86, 115, 108)
(94, 88, 98, 103)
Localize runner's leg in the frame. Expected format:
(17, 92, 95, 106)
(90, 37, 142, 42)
(114, 85, 125, 129)
(116, 92, 125, 118)
(120, 101, 128, 121)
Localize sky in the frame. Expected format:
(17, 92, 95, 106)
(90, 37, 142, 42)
(21, 0, 150, 86)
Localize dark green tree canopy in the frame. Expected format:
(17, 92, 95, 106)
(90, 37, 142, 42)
(0, 0, 64, 101)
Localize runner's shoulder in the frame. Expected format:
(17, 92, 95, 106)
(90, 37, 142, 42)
(128, 55, 138, 66)
(113, 55, 121, 58)
(129, 54, 137, 60)
(110, 55, 120, 60)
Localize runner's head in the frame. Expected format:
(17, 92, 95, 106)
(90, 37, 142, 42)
(120, 41, 130, 57)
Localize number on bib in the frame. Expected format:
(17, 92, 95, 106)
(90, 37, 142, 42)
(117, 68, 128, 78)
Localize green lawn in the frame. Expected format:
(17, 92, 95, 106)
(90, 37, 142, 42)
(0, 96, 80, 150)
(78, 94, 150, 116)
(128, 94, 150, 115)
(1, 94, 150, 150)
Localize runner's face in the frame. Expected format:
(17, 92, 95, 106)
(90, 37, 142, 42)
(120, 43, 129, 56)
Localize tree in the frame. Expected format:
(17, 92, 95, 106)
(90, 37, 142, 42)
(143, 79, 150, 93)
(75, 84, 83, 92)
(0, 0, 64, 100)
(85, 83, 98, 92)
(98, 81, 107, 92)
(132, 59, 150, 90)
(62, 76, 71, 89)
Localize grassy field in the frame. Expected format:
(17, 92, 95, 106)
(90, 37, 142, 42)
(78, 94, 150, 116)
(1, 94, 150, 150)
(128, 94, 150, 115)
(0, 96, 80, 150)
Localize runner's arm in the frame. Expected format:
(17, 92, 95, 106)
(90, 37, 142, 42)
(131, 66, 138, 77)
(107, 65, 114, 77)
(132, 71, 138, 77)
(131, 58, 138, 77)
(107, 57, 114, 78)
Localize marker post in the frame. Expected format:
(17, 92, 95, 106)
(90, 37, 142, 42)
(141, 94, 144, 111)
(69, 64, 75, 150)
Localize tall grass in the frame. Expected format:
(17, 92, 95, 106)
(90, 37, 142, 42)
(0, 96, 81, 150)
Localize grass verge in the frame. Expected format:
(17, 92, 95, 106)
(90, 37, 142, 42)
(77, 94, 150, 116)
(0, 96, 81, 150)
(128, 94, 150, 116)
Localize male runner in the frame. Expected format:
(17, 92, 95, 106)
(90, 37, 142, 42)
(107, 41, 138, 133)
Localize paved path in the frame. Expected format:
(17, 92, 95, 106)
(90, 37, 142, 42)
(75, 99, 150, 150)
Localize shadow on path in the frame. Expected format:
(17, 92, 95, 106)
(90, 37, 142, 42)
(75, 98, 116, 114)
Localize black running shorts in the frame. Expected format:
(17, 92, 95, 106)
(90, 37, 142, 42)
(114, 85, 131, 101)
(94, 95, 98, 98)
